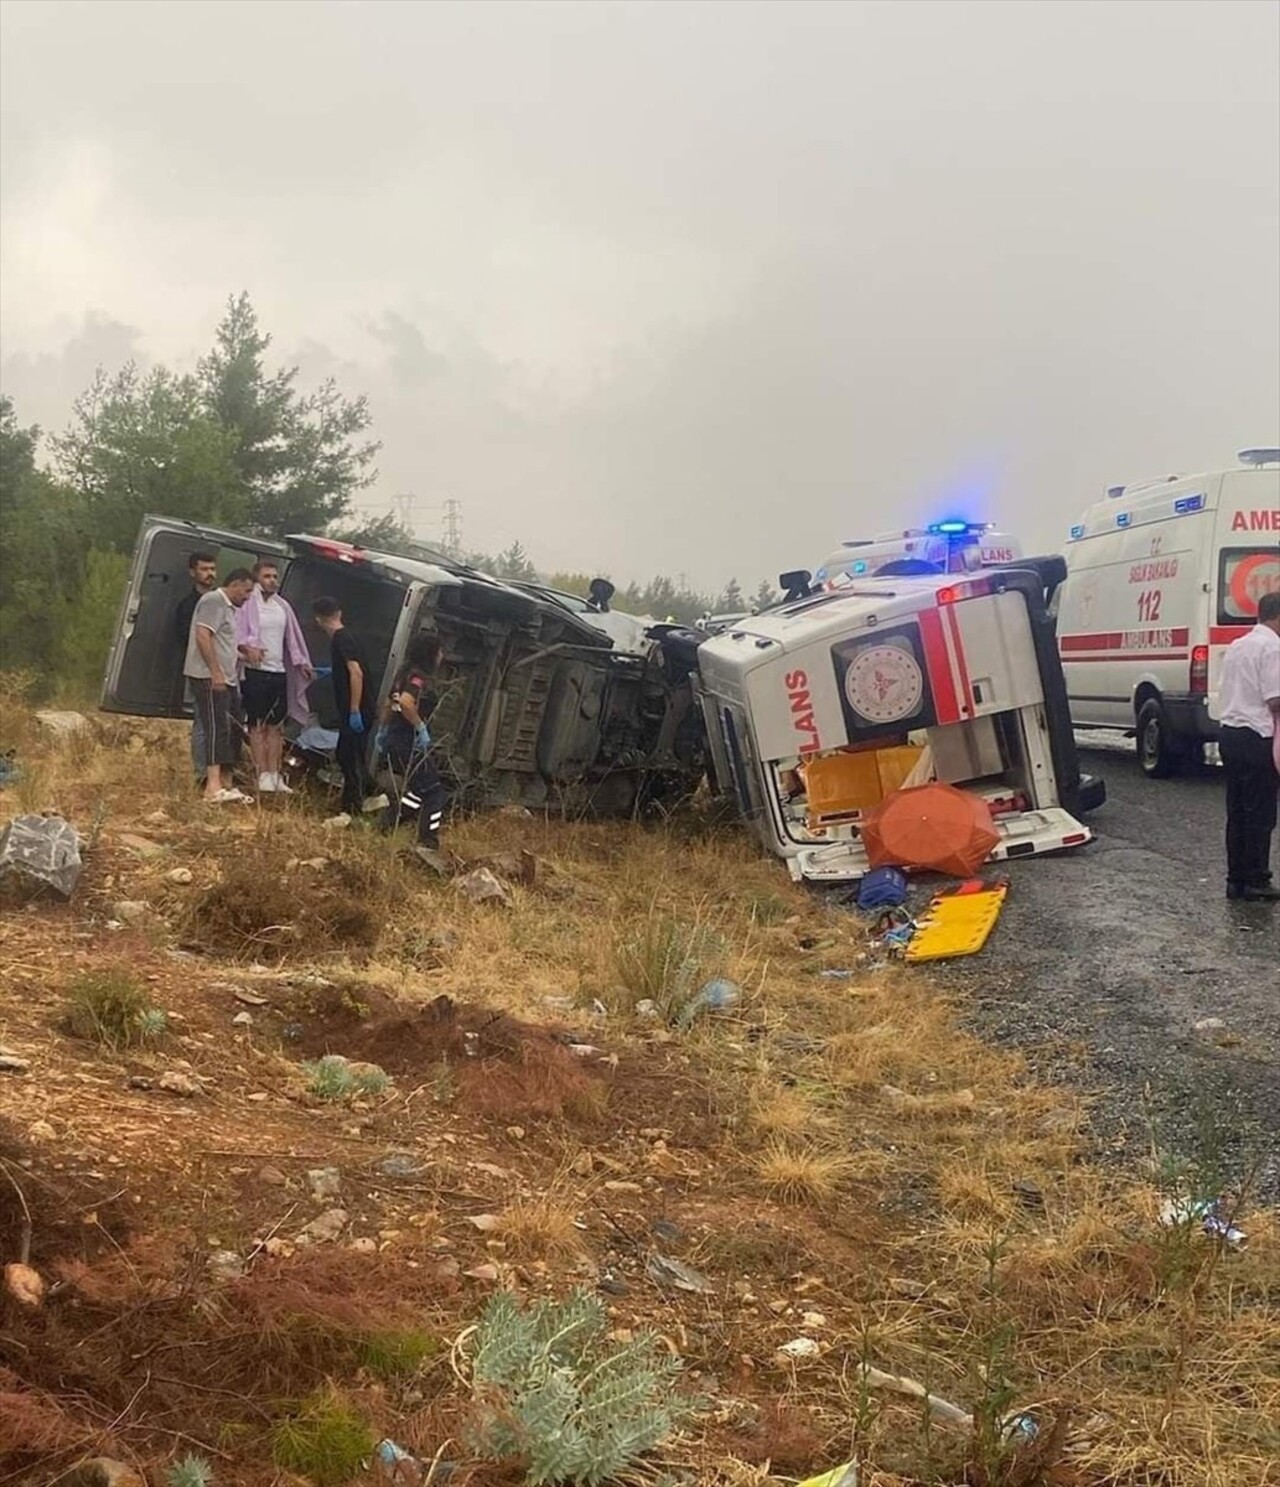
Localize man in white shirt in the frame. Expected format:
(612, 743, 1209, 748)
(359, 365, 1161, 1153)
(1218, 590, 1280, 902)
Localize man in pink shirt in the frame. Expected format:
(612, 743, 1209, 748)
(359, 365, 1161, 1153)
(236, 559, 315, 794)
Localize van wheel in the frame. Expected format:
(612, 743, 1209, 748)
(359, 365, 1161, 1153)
(1137, 698, 1180, 778)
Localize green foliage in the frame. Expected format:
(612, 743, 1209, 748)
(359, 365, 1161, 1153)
(359, 1327, 443, 1380)
(64, 971, 168, 1051)
(165, 1455, 214, 1487)
(468, 1288, 690, 1485)
(303, 1053, 390, 1101)
(53, 364, 248, 552)
(271, 1389, 373, 1487)
(329, 509, 415, 550)
(50, 547, 131, 698)
(0, 396, 88, 675)
(611, 910, 724, 1022)
(198, 292, 379, 535)
(492, 540, 539, 582)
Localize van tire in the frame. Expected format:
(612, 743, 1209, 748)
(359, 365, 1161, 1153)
(1136, 698, 1180, 779)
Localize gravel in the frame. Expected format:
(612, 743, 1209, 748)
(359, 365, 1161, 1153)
(938, 744, 1280, 1201)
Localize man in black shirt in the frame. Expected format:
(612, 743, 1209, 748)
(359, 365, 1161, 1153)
(312, 596, 376, 815)
(175, 550, 218, 779)
(376, 634, 448, 850)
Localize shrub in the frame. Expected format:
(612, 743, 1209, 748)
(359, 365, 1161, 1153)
(271, 1389, 373, 1487)
(303, 1054, 390, 1101)
(63, 971, 168, 1052)
(611, 910, 724, 1022)
(468, 1288, 691, 1485)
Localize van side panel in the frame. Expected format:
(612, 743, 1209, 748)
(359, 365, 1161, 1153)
(1059, 483, 1216, 730)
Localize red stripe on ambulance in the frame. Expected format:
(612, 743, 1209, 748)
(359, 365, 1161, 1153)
(919, 609, 962, 723)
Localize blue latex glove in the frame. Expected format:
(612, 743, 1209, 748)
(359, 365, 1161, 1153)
(373, 724, 388, 757)
(347, 712, 366, 734)
(414, 722, 432, 751)
(313, 665, 332, 680)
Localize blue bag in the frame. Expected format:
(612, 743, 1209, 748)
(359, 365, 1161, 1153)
(856, 866, 908, 910)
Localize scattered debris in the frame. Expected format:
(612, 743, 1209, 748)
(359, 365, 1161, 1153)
(207, 1249, 246, 1284)
(1160, 1197, 1248, 1248)
(322, 812, 352, 830)
(1193, 1017, 1228, 1036)
(777, 1336, 821, 1360)
(298, 1208, 349, 1244)
(166, 866, 195, 885)
(1013, 1178, 1046, 1210)
(677, 977, 742, 1029)
(855, 1363, 973, 1428)
(4, 1261, 46, 1309)
(645, 1252, 714, 1294)
(0, 1046, 30, 1074)
(65, 1459, 147, 1487)
(232, 1010, 254, 1027)
(234, 987, 269, 1007)
(798, 1463, 859, 1487)
(454, 867, 513, 907)
(464, 1262, 501, 1282)
(112, 900, 152, 925)
(157, 1070, 203, 1097)
(118, 834, 166, 858)
(378, 1152, 425, 1179)
(307, 1167, 343, 1201)
(34, 709, 92, 738)
(0, 812, 84, 901)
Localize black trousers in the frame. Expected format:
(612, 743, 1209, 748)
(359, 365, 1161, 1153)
(383, 753, 448, 847)
(1220, 725, 1279, 887)
(335, 725, 372, 816)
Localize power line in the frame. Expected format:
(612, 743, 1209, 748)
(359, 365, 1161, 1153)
(442, 497, 462, 556)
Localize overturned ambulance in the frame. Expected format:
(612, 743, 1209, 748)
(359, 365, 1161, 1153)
(695, 557, 1102, 883)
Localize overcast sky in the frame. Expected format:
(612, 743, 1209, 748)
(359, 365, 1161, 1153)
(2, 0, 1277, 591)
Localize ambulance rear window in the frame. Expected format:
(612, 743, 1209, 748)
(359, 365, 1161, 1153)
(1218, 547, 1280, 625)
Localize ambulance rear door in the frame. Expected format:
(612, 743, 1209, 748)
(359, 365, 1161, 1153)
(1209, 468, 1280, 718)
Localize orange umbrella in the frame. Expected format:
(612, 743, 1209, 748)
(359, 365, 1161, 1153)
(862, 782, 999, 877)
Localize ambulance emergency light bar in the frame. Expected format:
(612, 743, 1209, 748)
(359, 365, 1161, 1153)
(927, 520, 995, 536)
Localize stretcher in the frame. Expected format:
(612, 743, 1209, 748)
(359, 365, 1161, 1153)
(903, 880, 1008, 963)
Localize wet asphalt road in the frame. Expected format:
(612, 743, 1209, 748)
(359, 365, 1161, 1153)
(945, 741, 1280, 1200)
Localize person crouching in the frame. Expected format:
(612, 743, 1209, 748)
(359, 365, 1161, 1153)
(376, 635, 448, 851)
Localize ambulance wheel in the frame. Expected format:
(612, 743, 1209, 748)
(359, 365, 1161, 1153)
(1136, 698, 1180, 778)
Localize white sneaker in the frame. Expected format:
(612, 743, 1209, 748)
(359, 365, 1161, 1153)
(273, 775, 294, 795)
(208, 787, 251, 805)
(258, 773, 276, 793)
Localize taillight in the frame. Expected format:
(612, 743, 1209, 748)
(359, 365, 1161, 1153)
(1190, 645, 1209, 695)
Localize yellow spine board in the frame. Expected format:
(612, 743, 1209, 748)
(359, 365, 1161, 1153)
(904, 884, 1008, 963)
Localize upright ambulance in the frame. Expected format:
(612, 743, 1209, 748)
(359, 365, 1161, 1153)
(1056, 450, 1280, 776)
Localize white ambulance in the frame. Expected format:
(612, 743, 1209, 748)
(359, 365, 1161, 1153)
(695, 557, 1099, 884)
(1056, 449, 1280, 777)
(815, 521, 1022, 589)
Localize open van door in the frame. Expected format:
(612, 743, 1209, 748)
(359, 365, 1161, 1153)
(101, 516, 288, 717)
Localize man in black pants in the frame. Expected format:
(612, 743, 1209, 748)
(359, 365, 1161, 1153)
(312, 596, 375, 817)
(1218, 590, 1280, 902)
(376, 634, 448, 850)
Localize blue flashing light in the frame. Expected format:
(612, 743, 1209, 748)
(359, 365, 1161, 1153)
(1174, 493, 1206, 515)
(1116, 512, 1131, 528)
(1069, 524, 1085, 540)
(852, 559, 868, 574)
(930, 520, 971, 535)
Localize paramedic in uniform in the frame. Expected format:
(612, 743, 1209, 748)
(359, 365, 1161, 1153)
(1218, 590, 1280, 902)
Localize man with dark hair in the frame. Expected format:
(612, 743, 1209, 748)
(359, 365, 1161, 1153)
(185, 568, 255, 803)
(237, 558, 314, 793)
(376, 633, 448, 851)
(586, 578, 615, 614)
(175, 550, 218, 779)
(312, 596, 375, 816)
(1219, 589, 1280, 901)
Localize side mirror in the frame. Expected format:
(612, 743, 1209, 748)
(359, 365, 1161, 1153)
(779, 570, 813, 601)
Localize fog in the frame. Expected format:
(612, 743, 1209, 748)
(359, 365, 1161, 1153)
(2, 0, 1277, 588)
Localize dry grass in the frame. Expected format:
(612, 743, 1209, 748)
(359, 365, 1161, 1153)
(497, 1186, 586, 1259)
(755, 1140, 853, 1205)
(1, 702, 1277, 1486)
